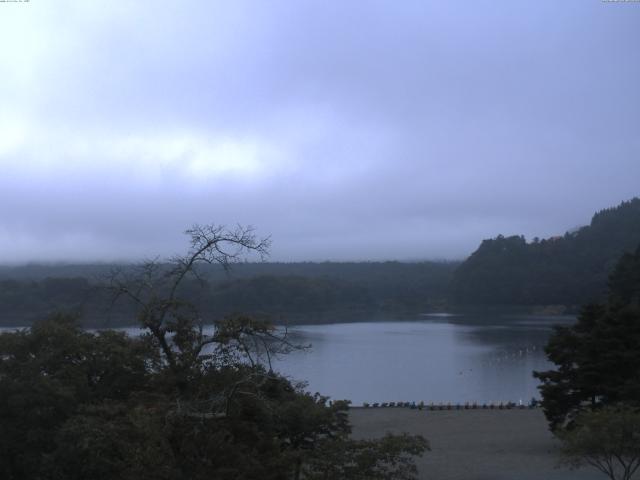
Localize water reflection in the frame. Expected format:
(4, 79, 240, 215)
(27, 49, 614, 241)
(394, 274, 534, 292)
(272, 314, 575, 405)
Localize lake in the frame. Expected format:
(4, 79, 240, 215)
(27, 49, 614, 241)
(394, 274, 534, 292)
(0, 313, 573, 407)
(270, 313, 574, 406)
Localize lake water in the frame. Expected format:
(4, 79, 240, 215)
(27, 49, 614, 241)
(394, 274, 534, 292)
(270, 313, 574, 406)
(0, 313, 573, 407)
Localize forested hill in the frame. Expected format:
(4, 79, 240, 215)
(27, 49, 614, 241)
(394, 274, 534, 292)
(451, 198, 640, 306)
(2, 199, 639, 324)
(0, 261, 457, 327)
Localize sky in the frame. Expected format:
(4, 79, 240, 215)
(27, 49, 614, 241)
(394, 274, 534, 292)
(0, 1, 639, 263)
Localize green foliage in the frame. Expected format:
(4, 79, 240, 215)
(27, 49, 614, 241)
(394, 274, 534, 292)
(209, 275, 373, 315)
(0, 315, 156, 479)
(0, 225, 427, 479)
(534, 245, 640, 430)
(302, 433, 429, 480)
(0, 261, 457, 327)
(0, 314, 427, 480)
(609, 247, 640, 307)
(452, 198, 640, 305)
(558, 405, 640, 480)
(0, 277, 92, 324)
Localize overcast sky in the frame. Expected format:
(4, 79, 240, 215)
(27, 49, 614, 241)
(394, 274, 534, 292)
(0, 1, 639, 263)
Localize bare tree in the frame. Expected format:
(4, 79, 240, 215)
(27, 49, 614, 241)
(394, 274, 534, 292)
(80, 224, 428, 478)
(107, 224, 300, 401)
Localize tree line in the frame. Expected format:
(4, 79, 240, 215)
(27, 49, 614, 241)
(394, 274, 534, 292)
(0, 261, 456, 327)
(0, 225, 428, 480)
(0, 197, 639, 328)
(451, 198, 640, 306)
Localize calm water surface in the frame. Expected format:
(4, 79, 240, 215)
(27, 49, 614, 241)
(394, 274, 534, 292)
(0, 313, 573, 406)
(271, 314, 574, 406)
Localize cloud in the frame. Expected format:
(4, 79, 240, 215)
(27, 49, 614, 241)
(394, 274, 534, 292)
(0, 1, 638, 262)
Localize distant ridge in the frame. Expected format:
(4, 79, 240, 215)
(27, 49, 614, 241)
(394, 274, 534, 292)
(451, 198, 640, 306)
(0, 261, 457, 327)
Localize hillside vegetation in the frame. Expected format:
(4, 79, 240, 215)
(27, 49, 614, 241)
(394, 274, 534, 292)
(451, 198, 640, 306)
(1, 198, 639, 325)
(0, 262, 456, 327)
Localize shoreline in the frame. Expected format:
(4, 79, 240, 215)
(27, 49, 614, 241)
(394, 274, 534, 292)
(350, 401, 539, 410)
(0, 306, 579, 329)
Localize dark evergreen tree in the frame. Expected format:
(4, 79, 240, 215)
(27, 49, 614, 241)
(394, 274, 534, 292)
(533, 244, 640, 430)
(452, 198, 640, 306)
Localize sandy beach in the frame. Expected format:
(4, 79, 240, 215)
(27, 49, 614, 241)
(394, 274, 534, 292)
(349, 408, 603, 480)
